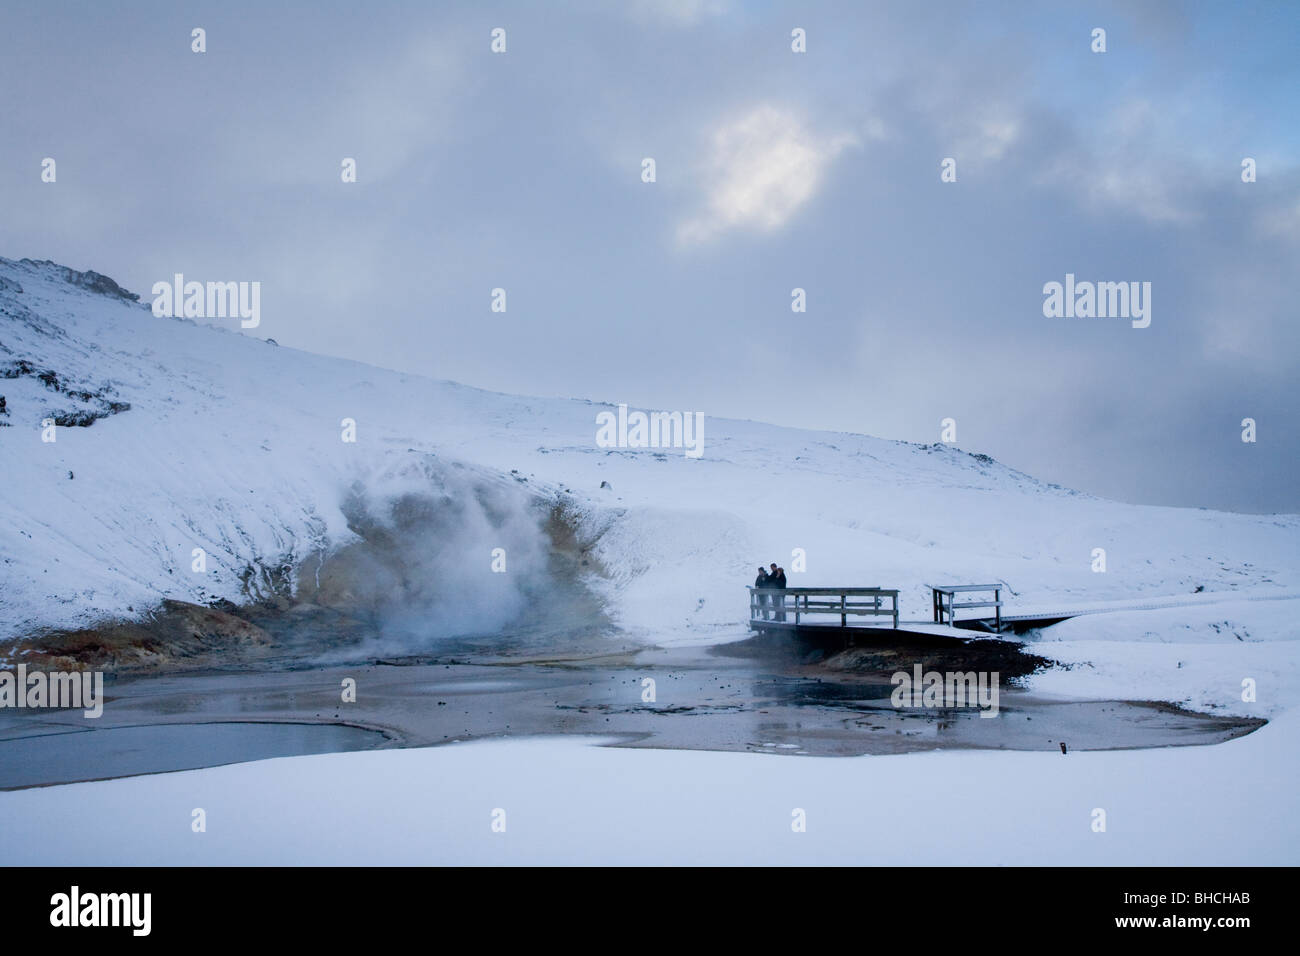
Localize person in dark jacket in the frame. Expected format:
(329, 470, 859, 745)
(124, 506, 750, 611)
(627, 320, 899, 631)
(754, 567, 770, 619)
(769, 563, 788, 621)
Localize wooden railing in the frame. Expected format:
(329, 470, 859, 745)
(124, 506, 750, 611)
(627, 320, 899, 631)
(931, 584, 1002, 630)
(748, 587, 900, 630)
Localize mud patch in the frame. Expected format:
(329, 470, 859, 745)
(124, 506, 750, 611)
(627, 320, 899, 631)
(10, 600, 272, 673)
(715, 628, 1052, 682)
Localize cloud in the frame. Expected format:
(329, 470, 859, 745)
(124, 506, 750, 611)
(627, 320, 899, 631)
(624, 0, 730, 25)
(230, 34, 465, 187)
(949, 109, 1021, 162)
(1256, 195, 1300, 241)
(677, 106, 857, 244)
(1043, 99, 1201, 225)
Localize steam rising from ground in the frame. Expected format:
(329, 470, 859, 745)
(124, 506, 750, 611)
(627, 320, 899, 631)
(299, 457, 561, 656)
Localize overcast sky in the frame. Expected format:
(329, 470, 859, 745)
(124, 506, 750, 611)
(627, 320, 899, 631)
(2, 0, 1296, 513)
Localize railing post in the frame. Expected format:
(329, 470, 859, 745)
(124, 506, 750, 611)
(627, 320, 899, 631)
(840, 593, 846, 627)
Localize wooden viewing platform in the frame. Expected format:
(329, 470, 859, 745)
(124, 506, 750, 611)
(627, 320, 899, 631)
(931, 583, 1003, 631)
(748, 587, 900, 631)
(747, 581, 1282, 642)
(747, 583, 1045, 641)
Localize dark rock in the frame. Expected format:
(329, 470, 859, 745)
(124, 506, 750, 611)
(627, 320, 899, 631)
(53, 409, 106, 428)
(15, 259, 139, 302)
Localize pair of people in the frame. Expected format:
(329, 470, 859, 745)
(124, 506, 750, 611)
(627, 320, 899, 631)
(754, 563, 788, 621)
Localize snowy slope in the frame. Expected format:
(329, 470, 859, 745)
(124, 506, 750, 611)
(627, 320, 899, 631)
(2, 257, 1297, 689)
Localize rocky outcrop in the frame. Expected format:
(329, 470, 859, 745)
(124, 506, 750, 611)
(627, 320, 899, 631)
(12, 258, 139, 302)
(0, 358, 130, 427)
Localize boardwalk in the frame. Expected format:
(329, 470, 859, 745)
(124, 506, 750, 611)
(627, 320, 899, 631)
(748, 584, 1300, 640)
(749, 587, 900, 631)
(749, 583, 1069, 639)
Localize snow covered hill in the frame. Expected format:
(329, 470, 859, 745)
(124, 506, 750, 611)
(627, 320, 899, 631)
(2, 257, 1297, 699)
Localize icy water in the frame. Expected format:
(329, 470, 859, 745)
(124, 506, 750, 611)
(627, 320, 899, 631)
(0, 636, 1263, 789)
(0, 722, 385, 789)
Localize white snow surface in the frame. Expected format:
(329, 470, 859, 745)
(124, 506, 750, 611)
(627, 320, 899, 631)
(3, 715, 1297, 865)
